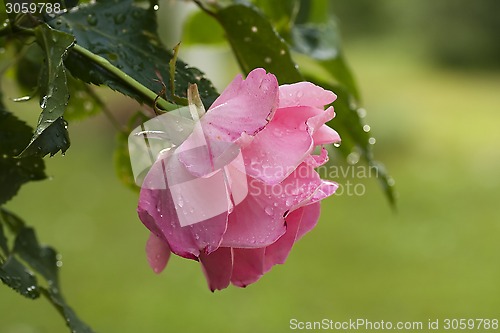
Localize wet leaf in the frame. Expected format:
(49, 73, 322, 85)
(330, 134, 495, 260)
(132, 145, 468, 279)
(50, 0, 219, 108)
(20, 117, 70, 158)
(251, 0, 299, 35)
(0, 104, 46, 205)
(215, 4, 302, 84)
(13, 227, 59, 286)
(0, 222, 8, 255)
(0, 208, 95, 333)
(290, 20, 360, 99)
(20, 24, 74, 157)
(320, 82, 397, 207)
(0, 256, 40, 299)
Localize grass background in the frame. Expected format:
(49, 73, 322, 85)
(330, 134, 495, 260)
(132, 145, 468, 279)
(1, 1, 500, 332)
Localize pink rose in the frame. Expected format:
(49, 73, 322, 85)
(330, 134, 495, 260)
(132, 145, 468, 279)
(138, 68, 340, 290)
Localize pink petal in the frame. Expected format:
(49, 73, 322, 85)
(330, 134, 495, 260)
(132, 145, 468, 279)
(146, 233, 171, 274)
(138, 151, 229, 260)
(243, 106, 336, 184)
(305, 146, 329, 168)
(279, 82, 336, 109)
(263, 202, 321, 272)
(313, 125, 341, 145)
(200, 247, 233, 291)
(296, 202, 322, 241)
(178, 68, 279, 177)
(231, 248, 266, 287)
(221, 163, 331, 249)
(220, 177, 287, 249)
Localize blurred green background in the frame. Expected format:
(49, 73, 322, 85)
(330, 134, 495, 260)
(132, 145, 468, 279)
(2, 0, 500, 332)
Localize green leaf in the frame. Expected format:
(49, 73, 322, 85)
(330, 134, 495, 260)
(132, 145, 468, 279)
(289, 19, 360, 99)
(0, 105, 46, 205)
(42, 286, 95, 333)
(214, 4, 302, 84)
(13, 227, 94, 332)
(50, 0, 219, 108)
(19, 117, 70, 158)
(13, 227, 59, 286)
(182, 11, 225, 45)
(0, 222, 8, 255)
(0, 208, 25, 234)
(0, 256, 40, 299)
(0, 208, 95, 332)
(322, 82, 396, 207)
(20, 24, 74, 157)
(251, 0, 299, 35)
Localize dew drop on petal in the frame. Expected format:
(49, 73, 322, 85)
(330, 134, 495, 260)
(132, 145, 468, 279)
(264, 206, 274, 216)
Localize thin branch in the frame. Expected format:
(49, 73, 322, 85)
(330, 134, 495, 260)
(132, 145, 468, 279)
(72, 44, 179, 112)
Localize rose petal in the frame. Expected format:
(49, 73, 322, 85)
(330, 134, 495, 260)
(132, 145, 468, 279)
(231, 248, 266, 287)
(279, 82, 336, 108)
(305, 146, 329, 168)
(138, 151, 229, 260)
(178, 68, 279, 177)
(296, 202, 322, 241)
(221, 163, 330, 249)
(200, 247, 233, 291)
(242, 106, 336, 184)
(263, 202, 321, 272)
(313, 125, 341, 145)
(146, 233, 171, 274)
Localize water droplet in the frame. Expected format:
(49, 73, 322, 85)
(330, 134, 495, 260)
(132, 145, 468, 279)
(178, 196, 184, 208)
(86, 14, 97, 26)
(387, 177, 396, 186)
(273, 202, 278, 207)
(264, 206, 274, 216)
(56, 261, 63, 267)
(357, 108, 367, 118)
(40, 95, 48, 109)
(363, 124, 371, 132)
(280, 49, 286, 55)
(264, 57, 272, 63)
(333, 142, 341, 148)
(347, 152, 360, 165)
(368, 137, 376, 145)
(251, 26, 258, 33)
(285, 198, 293, 207)
(153, 4, 159, 10)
